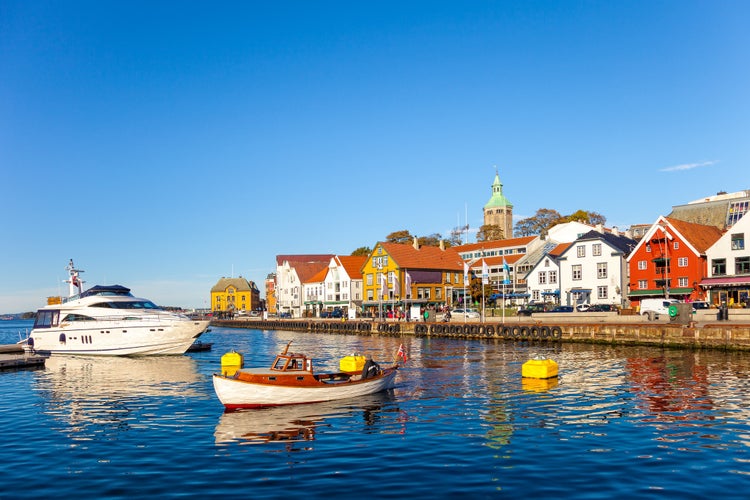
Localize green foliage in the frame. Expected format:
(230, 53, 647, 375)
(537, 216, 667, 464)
(476, 224, 505, 242)
(351, 246, 372, 256)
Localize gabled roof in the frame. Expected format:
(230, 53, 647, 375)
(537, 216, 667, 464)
(211, 277, 257, 293)
(336, 255, 367, 279)
(627, 216, 723, 261)
(306, 267, 328, 284)
(276, 254, 334, 266)
(666, 217, 723, 253)
(378, 242, 464, 271)
(575, 230, 638, 255)
(293, 261, 330, 283)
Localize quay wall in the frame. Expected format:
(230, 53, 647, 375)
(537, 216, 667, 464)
(212, 316, 750, 352)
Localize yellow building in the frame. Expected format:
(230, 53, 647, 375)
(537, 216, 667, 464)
(362, 239, 465, 317)
(211, 277, 260, 316)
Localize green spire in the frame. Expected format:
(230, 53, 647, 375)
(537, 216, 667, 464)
(484, 170, 513, 209)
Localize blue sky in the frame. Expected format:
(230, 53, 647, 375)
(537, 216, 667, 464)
(1, 1, 748, 313)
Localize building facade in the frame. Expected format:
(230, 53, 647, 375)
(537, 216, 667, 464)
(702, 211, 750, 307)
(626, 216, 722, 306)
(210, 277, 260, 316)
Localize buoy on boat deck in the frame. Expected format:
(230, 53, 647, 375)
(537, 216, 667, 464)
(340, 354, 366, 373)
(522, 358, 558, 379)
(221, 350, 244, 377)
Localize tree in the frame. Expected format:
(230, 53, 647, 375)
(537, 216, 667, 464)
(351, 247, 372, 257)
(417, 233, 443, 247)
(385, 230, 413, 244)
(449, 225, 469, 246)
(563, 210, 607, 226)
(476, 224, 505, 242)
(514, 208, 562, 236)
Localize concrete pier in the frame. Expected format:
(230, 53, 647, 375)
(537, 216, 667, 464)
(212, 311, 750, 352)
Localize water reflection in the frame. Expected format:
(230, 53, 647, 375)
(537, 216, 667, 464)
(214, 391, 399, 446)
(36, 355, 201, 435)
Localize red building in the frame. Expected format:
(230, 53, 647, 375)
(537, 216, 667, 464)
(626, 216, 722, 306)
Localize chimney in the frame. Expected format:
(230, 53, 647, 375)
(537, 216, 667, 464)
(612, 226, 619, 236)
(413, 236, 419, 250)
(596, 223, 604, 233)
(439, 239, 445, 250)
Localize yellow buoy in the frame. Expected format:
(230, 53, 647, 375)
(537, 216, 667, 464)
(339, 355, 366, 373)
(522, 358, 558, 379)
(221, 350, 244, 377)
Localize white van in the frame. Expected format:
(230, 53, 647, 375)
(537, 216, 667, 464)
(639, 298, 679, 320)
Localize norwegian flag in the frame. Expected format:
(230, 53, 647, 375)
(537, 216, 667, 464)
(397, 344, 407, 364)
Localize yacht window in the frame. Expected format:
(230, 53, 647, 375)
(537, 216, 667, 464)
(62, 314, 95, 322)
(92, 302, 115, 308)
(33, 310, 60, 328)
(111, 301, 161, 310)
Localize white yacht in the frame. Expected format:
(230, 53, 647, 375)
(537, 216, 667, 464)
(23, 260, 210, 356)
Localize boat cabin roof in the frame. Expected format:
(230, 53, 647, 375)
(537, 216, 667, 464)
(81, 285, 133, 298)
(271, 353, 311, 372)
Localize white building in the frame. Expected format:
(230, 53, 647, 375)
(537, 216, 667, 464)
(702, 211, 750, 307)
(557, 229, 637, 307)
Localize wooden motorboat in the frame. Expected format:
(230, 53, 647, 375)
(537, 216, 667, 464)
(212, 341, 401, 410)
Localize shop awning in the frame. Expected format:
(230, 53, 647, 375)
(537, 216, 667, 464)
(700, 276, 750, 287)
(628, 288, 693, 297)
(541, 290, 560, 296)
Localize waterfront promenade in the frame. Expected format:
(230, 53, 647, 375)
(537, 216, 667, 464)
(214, 309, 750, 351)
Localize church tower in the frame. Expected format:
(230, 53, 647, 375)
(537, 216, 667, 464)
(483, 170, 513, 239)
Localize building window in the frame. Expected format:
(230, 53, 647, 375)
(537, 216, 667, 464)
(678, 257, 688, 267)
(678, 277, 688, 287)
(646, 244, 651, 253)
(712, 259, 727, 276)
(638, 260, 647, 270)
(577, 246, 585, 258)
(366, 274, 373, 286)
(638, 280, 647, 289)
(549, 270, 558, 285)
(731, 233, 745, 250)
(597, 262, 607, 279)
(736, 257, 750, 275)
(532, 290, 540, 301)
(593, 244, 602, 256)
(435, 288, 442, 299)
(538, 272, 547, 285)
(572, 265, 582, 281)
(597, 286, 607, 299)
(673, 241, 679, 250)
(367, 290, 373, 301)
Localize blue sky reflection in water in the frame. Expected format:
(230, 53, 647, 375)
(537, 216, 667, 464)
(2, 320, 750, 498)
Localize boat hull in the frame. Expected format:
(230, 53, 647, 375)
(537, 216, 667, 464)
(213, 368, 398, 410)
(26, 319, 210, 356)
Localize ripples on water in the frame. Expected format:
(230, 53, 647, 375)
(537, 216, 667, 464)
(2, 320, 750, 498)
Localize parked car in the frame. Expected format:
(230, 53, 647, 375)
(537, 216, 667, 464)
(588, 304, 616, 312)
(249, 310, 260, 317)
(576, 304, 590, 312)
(451, 308, 480, 319)
(549, 305, 574, 313)
(517, 303, 547, 316)
(279, 312, 292, 318)
(691, 301, 711, 310)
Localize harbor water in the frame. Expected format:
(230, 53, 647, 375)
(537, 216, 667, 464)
(2, 319, 750, 498)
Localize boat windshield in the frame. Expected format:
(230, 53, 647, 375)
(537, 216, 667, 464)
(33, 309, 60, 328)
(91, 301, 162, 310)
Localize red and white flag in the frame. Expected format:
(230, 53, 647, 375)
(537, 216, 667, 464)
(397, 344, 407, 364)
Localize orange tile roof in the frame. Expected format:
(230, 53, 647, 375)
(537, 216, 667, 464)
(336, 255, 367, 279)
(665, 217, 723, 253)
(379, 242, 464, 271)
